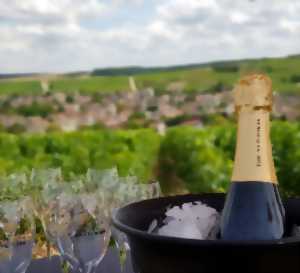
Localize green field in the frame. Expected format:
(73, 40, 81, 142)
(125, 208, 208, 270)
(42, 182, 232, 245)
(50, 76, 130, 94)
(1, 55, 300, 95)
(135, 68, 237, 93)
(135, 56, 300, 94)
(0, 80, 42, 95)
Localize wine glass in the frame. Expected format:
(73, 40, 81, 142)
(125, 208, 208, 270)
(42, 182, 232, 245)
(35, 182, 79, 269)
(44, 186, 112, 273)
(63, 168, 119, 273)
(45, 190, 83, 273)
(0, 197, 35, 273)
(29, 167, 162, 273)
(31, 168, 111, 273)
(112, 179, 161, 271)
(71, 192, 111, 273)
(57, 168, 123, 273)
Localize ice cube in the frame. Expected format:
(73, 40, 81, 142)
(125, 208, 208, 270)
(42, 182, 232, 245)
(158, 220, 204, 240)
(148, 219, 158, 233)
(150, 201, 220, 240)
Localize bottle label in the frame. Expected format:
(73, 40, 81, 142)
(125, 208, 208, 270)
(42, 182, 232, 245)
(231, 110, 277, 184)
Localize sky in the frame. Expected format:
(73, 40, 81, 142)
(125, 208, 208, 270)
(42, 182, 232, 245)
(0, 0, 300, 73)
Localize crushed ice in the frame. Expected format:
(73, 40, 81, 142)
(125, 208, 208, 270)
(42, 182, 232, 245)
(148, 201, 220, 240)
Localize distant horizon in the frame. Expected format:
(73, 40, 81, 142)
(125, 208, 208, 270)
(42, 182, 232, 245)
(1, 52, 299, 76)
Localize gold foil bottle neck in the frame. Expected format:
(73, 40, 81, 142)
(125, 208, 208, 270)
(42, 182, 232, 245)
(231, 74, 278, 184)
(233, 74, 273, 112)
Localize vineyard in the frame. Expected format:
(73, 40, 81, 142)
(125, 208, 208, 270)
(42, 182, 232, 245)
(1, 55, 300, 95)
(0, 121, 299, 197)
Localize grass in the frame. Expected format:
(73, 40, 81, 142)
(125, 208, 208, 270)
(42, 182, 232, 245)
(238, 57, 300, 95)
(135, 56, 300, 94)
(49, 76, 130, 94)
(1, 55, 300, 95)
(0, 80, 42, 95)
(132, 68, 234, 94)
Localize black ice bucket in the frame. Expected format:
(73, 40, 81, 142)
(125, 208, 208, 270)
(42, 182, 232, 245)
(112, 193, 300, 273)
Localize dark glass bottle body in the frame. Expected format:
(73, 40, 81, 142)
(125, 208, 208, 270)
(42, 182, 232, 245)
(221, 182, 285, 240)
(221, 109, 285, 240)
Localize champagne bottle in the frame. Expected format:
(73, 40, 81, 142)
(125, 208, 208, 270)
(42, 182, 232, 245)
(220, 74, 285, 240)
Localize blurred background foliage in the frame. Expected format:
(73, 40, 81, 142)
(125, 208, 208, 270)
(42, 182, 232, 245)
(0, 121, 299, 197)
(1, 56, 300, 199)
(159, 122, 300, 197)
(0, 129, 160, 182)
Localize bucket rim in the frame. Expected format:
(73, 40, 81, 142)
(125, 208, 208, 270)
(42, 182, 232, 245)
(112, 193, 300, 247)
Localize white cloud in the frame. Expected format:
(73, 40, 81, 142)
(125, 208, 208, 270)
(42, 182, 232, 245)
(0, 0, 300, 73)
(157, 0, 219, 24)
(230, 11, 250, 24)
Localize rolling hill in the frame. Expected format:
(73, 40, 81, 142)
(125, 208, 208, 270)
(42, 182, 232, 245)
(1, 54, 300, 95)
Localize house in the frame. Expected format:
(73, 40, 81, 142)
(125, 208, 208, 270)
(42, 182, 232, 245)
(26, 117, 50, 133)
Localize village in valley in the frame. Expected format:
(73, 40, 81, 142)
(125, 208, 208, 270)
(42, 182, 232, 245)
(0, 77, 299, 134)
